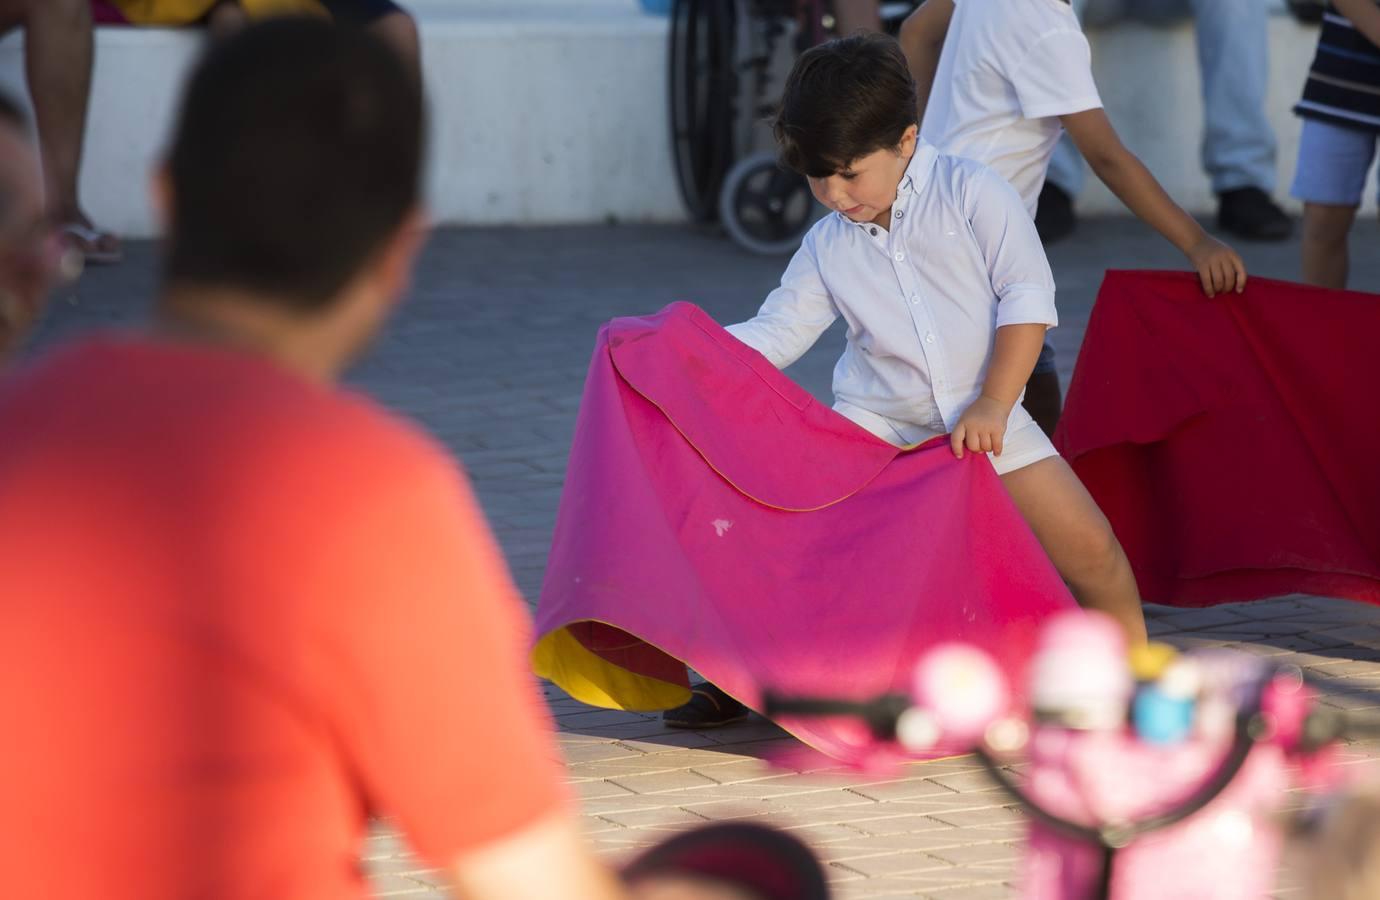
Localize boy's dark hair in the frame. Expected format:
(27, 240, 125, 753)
(165, 19, 425, 310)
(774, 33, 918, 178)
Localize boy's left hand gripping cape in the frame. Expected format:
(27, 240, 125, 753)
(533, 303, 1076, 760)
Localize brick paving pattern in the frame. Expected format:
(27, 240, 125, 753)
(34, 219, 1380, 898)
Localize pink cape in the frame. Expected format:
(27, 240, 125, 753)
(532, 303, 1077, 758)
(1057, 270, 1380, 607)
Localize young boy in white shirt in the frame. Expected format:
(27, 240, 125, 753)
(900, 0, 1246, 436)
(666, 34, 1146, 729)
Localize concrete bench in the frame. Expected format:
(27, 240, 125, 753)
(0, 0, 678, 238)
(0, 0, 1362, 238)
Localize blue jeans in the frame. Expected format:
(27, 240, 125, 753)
(1046, 0, 1277, 197)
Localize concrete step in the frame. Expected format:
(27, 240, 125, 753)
(0, 1, 677, 238)
(0, 3, 1360, 238)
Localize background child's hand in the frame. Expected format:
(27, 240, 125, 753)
(1186, 235, 1247, 298)
(952, 396, 1010, 459)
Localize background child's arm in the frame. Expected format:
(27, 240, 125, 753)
(1060, 108, 1247, 297)
(899, 0, 955, 120)
(1334, 0, 1380, 47)
(725, 233, 838, 369)
(952, 168, 1057, 459)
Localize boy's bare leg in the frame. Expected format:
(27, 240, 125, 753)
(1000, 455, 1148, 645)
(16, 0, 89, 220)
(0, 0, 119, 259)
(1300, 202, 1356, 290)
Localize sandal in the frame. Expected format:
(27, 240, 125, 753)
(663, 683, 750, 729)
(59, 222, 122, 266)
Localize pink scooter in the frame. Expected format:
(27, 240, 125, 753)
(764, 610, 1379, 900)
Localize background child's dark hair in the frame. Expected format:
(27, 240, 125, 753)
(773, 33, 919, 179)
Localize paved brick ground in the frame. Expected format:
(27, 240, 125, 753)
(30, 218, 1380, 898)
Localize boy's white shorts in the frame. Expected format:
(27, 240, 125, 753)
(983, 419, 1061, 476)
(834, 402, 1060, 477)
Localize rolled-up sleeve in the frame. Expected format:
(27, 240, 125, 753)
(964, 167, 1058, 330)
(725, 230, 839, 369)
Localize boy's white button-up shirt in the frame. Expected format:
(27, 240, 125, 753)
(726, 143, 1057, 442)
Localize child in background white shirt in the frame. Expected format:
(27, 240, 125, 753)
(665, 34, 1146, 729)
(901, 0, 1246, 436)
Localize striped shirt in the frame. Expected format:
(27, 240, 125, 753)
(1296, 4, 1380, 132)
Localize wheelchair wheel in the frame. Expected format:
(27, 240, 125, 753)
(669, 0, 740, 223)
(718, 151, 823, 255)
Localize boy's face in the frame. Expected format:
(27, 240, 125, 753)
(806, 125, 918, 226)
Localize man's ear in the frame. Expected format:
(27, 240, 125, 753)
(375, 207, 431, 307)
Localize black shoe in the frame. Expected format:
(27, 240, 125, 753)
(663, 683, 750, 728)
(1285, 0, 1327, 23)
(1217, 187, 1293, 242)
(1035, 181, 1077, 244)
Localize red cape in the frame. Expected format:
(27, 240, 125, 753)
(533, 302, 1077, 758)
(1056, 270, 1380, 607)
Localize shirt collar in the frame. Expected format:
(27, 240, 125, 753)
(900, 141, 939, 197)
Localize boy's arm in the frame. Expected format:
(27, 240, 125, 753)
(1335, 0, 1380, 48)
(1059, 108, 1246, 297)
(725, 233, 839, 369)
(952, 168, 1056, 458)
(898, 0, 955, 119)
(953, 323, 1046, 458)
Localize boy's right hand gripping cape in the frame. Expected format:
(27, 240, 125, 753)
(532, 302, 1076, 761)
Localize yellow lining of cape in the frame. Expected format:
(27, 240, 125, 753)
(534, 623, 969, 765)
(532, 626, 692, 711)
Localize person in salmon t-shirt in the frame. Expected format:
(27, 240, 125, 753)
(0, 19, 827, 900)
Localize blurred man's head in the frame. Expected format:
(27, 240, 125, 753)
(0, 95, 58, 363)
(158, 19, 427, 379)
